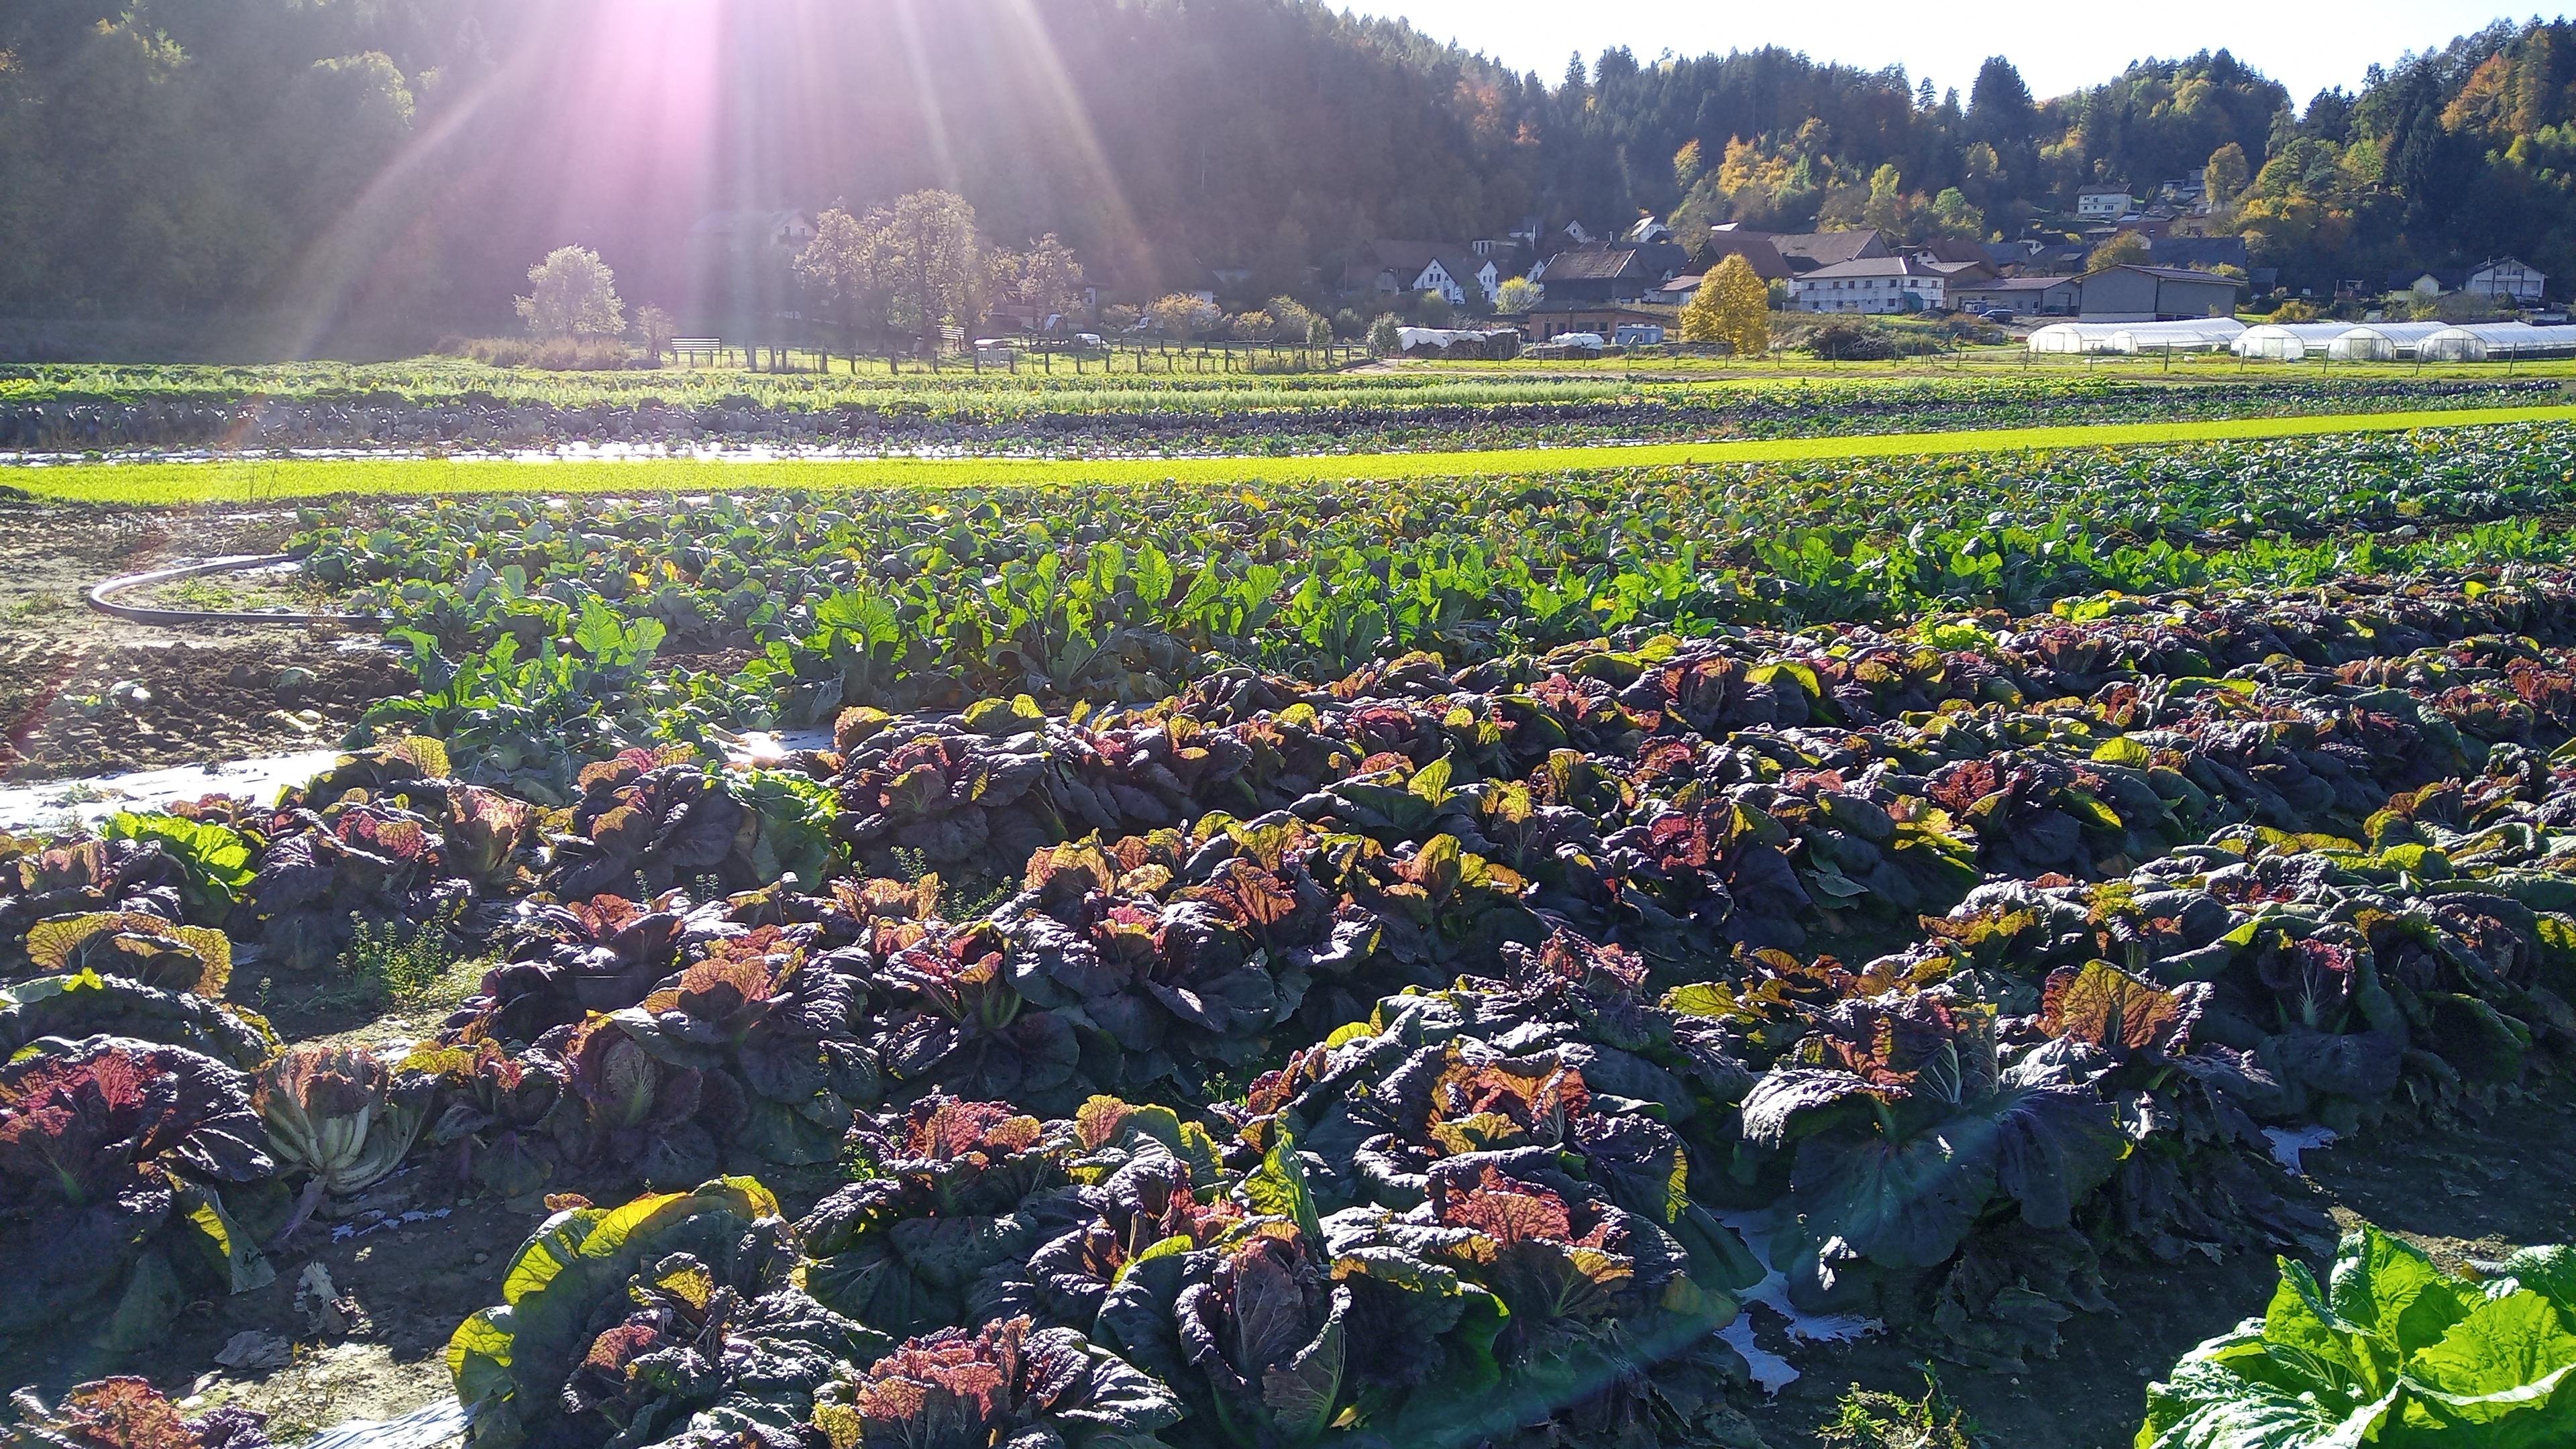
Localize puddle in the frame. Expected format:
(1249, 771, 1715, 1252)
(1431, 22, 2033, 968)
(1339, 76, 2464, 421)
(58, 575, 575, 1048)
(0, 748, 342, 831)
(294, 1397, 470, 1449)
(2264, 1124, 2339, 1174)
(1713, 1208, 1887, 1395)
(0, 731, 829, 833)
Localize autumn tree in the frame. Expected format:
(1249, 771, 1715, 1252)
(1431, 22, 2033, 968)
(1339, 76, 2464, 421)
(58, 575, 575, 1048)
(986, 233, 1087, 329)
(796, 207, 890, 352)
(1266, 295, 1324, 345)
(881, 190, 979, 357)
(515, 246, 623, 337)
(2202, 142, 2251, 228)
(1145, 292, 1220, 339)
(2088, 231, 2152, 271)
(1681, 254, 1768, 356)
(634, 304, 676, 363)
(1496, 276, 1543, 313)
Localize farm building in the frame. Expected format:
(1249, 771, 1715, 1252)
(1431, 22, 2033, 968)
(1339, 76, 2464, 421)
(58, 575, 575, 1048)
(2077, 265, 2243, 321)
(1521, 305, 1672, 342)
(1952, 276, 2081, 316)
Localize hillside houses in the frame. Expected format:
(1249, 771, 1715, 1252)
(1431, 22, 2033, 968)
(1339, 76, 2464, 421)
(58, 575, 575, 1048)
(1340, 210, 2286, 329)
(1342, 241, 1501, 307)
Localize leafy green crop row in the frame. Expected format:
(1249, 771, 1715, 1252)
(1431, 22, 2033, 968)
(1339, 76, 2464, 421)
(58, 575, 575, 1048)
(247, 421, 2576, 798)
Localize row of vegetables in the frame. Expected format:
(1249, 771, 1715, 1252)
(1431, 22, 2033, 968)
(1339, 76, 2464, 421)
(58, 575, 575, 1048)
(6, 557, 2576, 1446)
(0, 377, 2550, 455)
(286, 425, 2576, 814)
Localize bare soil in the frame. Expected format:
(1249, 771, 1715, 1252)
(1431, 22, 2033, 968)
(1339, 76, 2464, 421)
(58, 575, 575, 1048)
(0, 499, 409, 782)
(1735, 1079, 2576, 1447)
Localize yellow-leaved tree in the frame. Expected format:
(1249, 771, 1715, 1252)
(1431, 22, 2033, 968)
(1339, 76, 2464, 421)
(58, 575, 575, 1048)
(1682, 254, 1769, 356)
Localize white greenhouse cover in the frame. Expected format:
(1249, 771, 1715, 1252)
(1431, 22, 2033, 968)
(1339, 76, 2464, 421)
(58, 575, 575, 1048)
(2501, 324, 2576, 356)
(2439, 321, 2576, 358)
(2325, 321, 2449, 360)
(2029, 318, 2244, 354)
(2025, 323, 2129, 354)
(2230, 323, 2363, 361)
(2108, 318, 2247, 354)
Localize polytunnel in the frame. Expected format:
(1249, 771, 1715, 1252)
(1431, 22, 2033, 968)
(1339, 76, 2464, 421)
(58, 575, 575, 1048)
(2411, 321, 2534, 361)
(2504, 324, 2576, 358)
(2229, 323, 2357, 361)
(2107, 318, 2247, 356)
(2025, 323, 2131, 355)
(2324, 321, 2447, 361)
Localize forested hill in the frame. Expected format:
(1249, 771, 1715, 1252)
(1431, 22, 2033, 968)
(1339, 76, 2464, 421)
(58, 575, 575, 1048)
(0, 0, 2563, 337)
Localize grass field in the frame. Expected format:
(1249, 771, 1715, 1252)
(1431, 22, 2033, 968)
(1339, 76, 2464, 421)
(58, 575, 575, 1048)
(15, 402, 2576, 504)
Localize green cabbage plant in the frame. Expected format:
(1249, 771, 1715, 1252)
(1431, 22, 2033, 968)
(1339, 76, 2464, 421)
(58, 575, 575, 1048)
(2138, 1224, 2575, 1447)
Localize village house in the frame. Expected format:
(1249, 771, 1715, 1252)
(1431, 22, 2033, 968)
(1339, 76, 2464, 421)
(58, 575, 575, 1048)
(1697, 228, 1793, 281)
(690, 209, 818, 256)
(2076, 189, 2133, 221)
(1770, 228, 1890, 274)
(1648, 274, 1703, 307)
(1532, 248, 1655, 305)
(1789, 255, 1959, 313)
(2469, 256, 2547, 305)
(1341, 241, 1502, 307)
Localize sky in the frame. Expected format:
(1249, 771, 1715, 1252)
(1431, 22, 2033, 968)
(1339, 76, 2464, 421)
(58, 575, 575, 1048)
(1339, 2, 2532, 106)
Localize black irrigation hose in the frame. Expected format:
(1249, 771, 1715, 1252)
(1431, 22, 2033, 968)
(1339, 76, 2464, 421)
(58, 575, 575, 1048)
(87, 553, 390, 628)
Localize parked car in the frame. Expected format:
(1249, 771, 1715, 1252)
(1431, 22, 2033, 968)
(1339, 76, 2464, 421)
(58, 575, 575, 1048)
(1073, 333, 1106, 348)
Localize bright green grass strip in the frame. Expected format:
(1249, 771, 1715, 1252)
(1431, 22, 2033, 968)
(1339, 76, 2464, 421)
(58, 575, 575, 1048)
(17, 405, 2576, 506)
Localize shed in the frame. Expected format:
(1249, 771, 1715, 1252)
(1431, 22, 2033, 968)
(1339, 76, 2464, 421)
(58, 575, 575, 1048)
(1954, 275, 2081, 317)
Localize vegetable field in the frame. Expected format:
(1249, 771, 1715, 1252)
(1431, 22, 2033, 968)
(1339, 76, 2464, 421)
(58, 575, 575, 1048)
(15, 405, 2576, 508)
(4, 410, 2575, 1449)
(2, 365, 2566, 470)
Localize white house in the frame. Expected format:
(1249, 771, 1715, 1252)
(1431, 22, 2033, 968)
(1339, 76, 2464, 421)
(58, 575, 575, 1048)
(2469, 257, 2547, 305)
(1415, 253, 1502, 307)
(1790, 256, 1956, 313)
(2076, 190, 2134, 221)
(1341, 242, 1501, 306)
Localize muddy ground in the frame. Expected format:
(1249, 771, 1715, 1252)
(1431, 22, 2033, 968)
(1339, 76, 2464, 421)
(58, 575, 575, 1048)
(1733, 1078, 2576, 1446)
(0, 498, 417, 782)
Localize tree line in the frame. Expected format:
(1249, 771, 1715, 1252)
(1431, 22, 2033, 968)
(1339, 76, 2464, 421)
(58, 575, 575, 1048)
(1, 0, 2570, 341)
